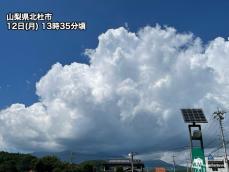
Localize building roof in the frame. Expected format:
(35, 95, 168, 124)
(103, 159, 144, 166)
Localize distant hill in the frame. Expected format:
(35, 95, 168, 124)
(33, 150, 124, 163)
(144, 159, 186, 170)
(0, 150, 187, 172)
(144, 159, 175, 168)
(32, 151, 187, 170)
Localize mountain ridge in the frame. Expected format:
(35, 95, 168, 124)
(32, 150, 186, 170)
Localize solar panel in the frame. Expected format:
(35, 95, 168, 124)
(181, 108, 208, 123)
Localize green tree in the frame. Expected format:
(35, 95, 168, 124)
(35, 156, 62, 172)
(35, 159, 45, 172)
(82, 164, 94, 172)
(17, 155, 37, 171)
(116, 166, 124, 172)
(0, 160, 18, 172)
(53, 167, 63, 172)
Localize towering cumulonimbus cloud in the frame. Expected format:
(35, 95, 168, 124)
(0, 25, 229, 158)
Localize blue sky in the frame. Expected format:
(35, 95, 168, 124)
(1, 0, 229, 108)
(1, 0, 229, 162)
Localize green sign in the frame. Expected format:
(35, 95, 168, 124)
(191, 147, 206, 172)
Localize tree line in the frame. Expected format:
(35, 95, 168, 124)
(0, 151, 104, 172)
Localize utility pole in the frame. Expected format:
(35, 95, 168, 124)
(185, 146, 192, 172)
(185, 151, 190, 172)
(70, 151, 75, 171)
(128, 152, 136, 172)
(213, 108, 228, 172)
(186, 158, 189, 172)
(172, 155, 176, 172)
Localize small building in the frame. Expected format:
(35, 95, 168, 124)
(205, 156, 229, 172)
(154, 167, 166, 172)
(103, 159, 144, 172)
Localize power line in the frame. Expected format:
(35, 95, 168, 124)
(202, 116, 219, 138)
(202, 115, 215, 132)
(208, 140, 229, 156)
(203, 127, 221, 156)
(210, 146, 222, 156)
(202, 116, 220, 148)
(208, 144, 224, 156)
(204, 127, 220, 149)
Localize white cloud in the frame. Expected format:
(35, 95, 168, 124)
(0, 25, 229, 161)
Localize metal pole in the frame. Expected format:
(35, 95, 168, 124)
(185, 151, 190, 172)
(187, 159, 189, 172)
(131, 153, 134, 172)
(129, 152, 134, 172)
(213, 109, 228, 172)
(173, 155, 176, 172)
(219, 119, 228, 160)
(70, 151, 73, 171)
(219, 118, 228, 172)
(188, 145, 192, 172)
(188, 124, 194, 172)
